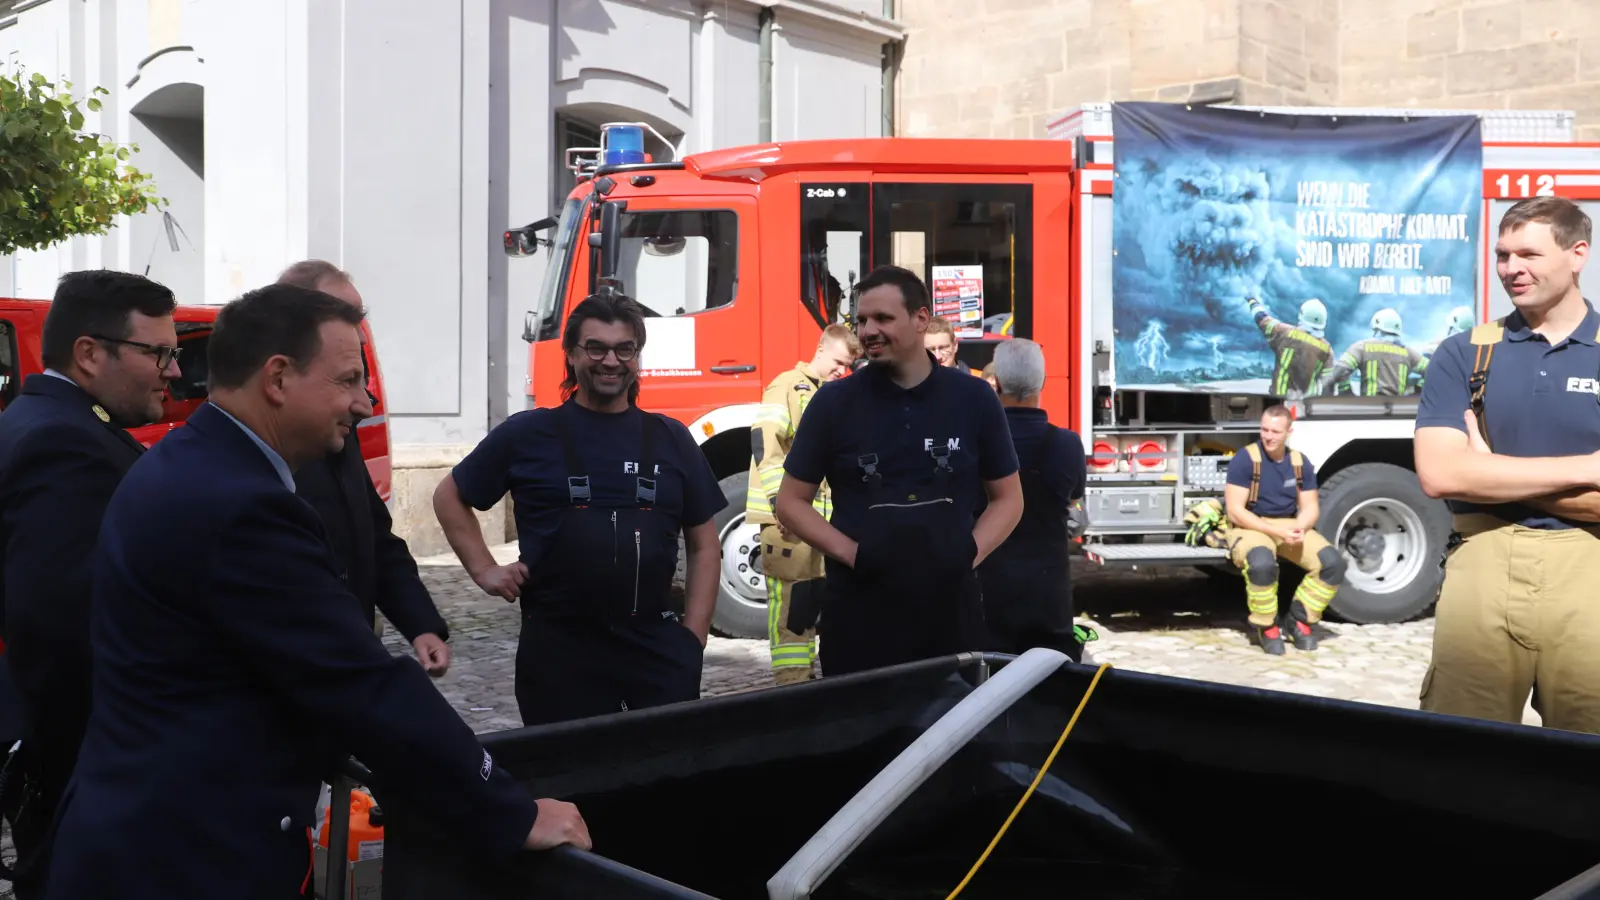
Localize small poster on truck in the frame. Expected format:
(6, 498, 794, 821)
(1109, 101, 1483, 399)
(931, 264, 985, 339)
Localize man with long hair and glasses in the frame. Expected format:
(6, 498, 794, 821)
(0, 269, 180, 898)
(434, 290, 726, 726)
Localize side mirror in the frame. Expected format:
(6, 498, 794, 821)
(503, 216, 559, 258)
(596, 200, 623, 283)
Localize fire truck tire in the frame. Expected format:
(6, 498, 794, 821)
(674, 471, 770, 640)
(1315, 462, 1450, 626)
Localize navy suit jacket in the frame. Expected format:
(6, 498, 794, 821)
(294, 432, 447, 642)
(0, 374, 146, 777)
(45, 402, 539, 900)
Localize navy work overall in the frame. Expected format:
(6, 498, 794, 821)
(976, 423, 1079, 662)
(819, 391, 986, 677)
(514, 404, 703, 726)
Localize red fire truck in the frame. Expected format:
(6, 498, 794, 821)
(505, 104, 1600, 640)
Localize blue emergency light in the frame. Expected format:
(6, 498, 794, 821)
(601, 124, 647, 166)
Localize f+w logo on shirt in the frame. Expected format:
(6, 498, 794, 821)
(624, 462, 663, 474)
(923, 438, 961, 451)
(1566, 377, 1600, 396)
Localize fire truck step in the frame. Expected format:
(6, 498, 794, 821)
(1082, 543, 1228, 566)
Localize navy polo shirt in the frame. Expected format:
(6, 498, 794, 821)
(450, 399, 728, 571)
(783, 351, 1020, 542)
(1226, 441, 1317, 519)
(1416, 301, 1600, 530)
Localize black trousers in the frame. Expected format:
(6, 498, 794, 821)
(818, 573, 986, 678)
(514, 614, 705, 727)
(976, 562, 1080, 663)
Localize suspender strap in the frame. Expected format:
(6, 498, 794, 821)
(636, 409, 657, 508)
(555, 402, 591, 505)
(850, 376, 958, 498)
(1468, 319, 1506, 452)
(1289, 449, 1304, 489)
(1243, 442, 1263, 509)
(554, 401, 657, 508)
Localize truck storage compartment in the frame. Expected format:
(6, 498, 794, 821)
(381, 654, 1600, 900)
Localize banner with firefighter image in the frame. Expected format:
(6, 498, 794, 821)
(1109, 101, 1483, 399)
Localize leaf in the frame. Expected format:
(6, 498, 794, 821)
(0, 71, 166, 252)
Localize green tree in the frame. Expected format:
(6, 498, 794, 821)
(0, 69, 165, 256)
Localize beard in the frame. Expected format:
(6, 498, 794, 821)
(577, 364, 635, 402)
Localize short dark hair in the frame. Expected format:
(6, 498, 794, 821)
(208, 283, 366, 391)
(1500, 196, 1592, 250)
(853, 265, 930, 315)
(276, 259, 352, 291)
(41, 270, 177, 370)
(560, 292, 647, 404)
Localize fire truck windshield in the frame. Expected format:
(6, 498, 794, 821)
(529, 194, 586, 343)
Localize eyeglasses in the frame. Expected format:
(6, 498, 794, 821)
(579, 341, 639, 362)
(91, 335, 182, 369)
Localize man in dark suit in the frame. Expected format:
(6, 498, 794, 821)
(0, 270, 181, 899)
(44, 284, 588, 899)
(276, 259, 449, 675)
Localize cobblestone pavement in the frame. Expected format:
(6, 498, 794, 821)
(399, 544, 1540, 731)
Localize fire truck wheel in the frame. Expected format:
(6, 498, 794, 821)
(674, 471, 770, 640)
(1316, 462, 1450, 626)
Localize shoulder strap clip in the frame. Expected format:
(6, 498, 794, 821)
(1242, 443, 1263, 510)
(1467, 317, 1506, 452)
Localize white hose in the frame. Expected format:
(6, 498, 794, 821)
(765, 648, 1072, 900)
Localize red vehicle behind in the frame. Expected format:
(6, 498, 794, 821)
(0, 298, 395, 498)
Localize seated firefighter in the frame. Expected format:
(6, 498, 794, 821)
(1187, 405, 1345, 655)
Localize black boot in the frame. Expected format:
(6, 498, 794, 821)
(1283, 601, 1318, 651)
(1254, 623, 1286, 656)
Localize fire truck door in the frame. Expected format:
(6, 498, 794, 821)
(870, 182, 1034, 371)
(612, 197, 756, 421)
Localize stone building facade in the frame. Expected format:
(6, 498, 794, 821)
(897, 0, 1600, 140)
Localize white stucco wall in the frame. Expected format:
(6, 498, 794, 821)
(0, 0, 902, 449)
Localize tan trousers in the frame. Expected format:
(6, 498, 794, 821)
(761, 524, 822, 686)
(1226, 518, 1339, 627)
(1421, 514, 1600, 735)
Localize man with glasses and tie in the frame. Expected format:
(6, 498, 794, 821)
(0, 270, 181, 898)
(434, 290, 726, 726)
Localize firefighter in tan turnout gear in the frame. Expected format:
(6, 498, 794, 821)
(1222, 405, 1346, 655)
(1315, 308, 1430, 396)
(1245, 295, 1334, 399)
(746, 325, 861, 684)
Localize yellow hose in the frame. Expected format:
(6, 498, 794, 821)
(944, 662, 1113, 900)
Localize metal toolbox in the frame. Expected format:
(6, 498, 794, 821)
(1086, 486, 1176, 527)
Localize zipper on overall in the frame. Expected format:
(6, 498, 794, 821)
(868, 497, 954, 511)
(632, 529, 642, 615)
(611, 511, 618, 564)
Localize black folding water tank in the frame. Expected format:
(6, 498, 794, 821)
(381, 653, 1600, 900)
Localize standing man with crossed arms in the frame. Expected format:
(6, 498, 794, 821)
(746, 324, 859, 684)
(1416, 196, 1600, 734)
